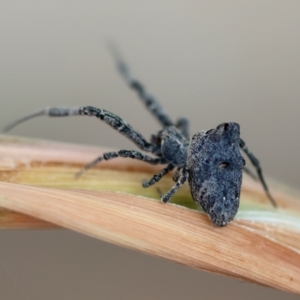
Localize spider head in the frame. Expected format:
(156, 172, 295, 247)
(187, 122, 245, 227)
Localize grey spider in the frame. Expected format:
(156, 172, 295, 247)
(3, 51, 276, 227)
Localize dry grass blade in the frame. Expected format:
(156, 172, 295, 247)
(0, 134, 300, 294)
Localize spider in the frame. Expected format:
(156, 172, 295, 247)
(3, 50, 276, 227)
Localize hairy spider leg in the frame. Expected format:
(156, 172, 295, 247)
(80, 106, 159, 153)
(4, 106, 160, 154)
(175, 118, 190, 139)
(172, 167, 182, 182)
(109, 45, 174, 128)
(243, 166, 258, 180)
(3, 107, 81, 132)
(76, 150, 167, 178)
(239, 138, 277, 207)
(161, 168, 189, 203)
(142, 164, 175, 187)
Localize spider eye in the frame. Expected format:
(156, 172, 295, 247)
(219, 162, 229, 169)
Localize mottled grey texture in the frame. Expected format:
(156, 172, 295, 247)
(239, 138, 276, 207)
(110, 44, 174, 128)
(187, 123, 245, 226)
(143, 164, 174, 187)
(3, 107, 82, 132)
(3, 52, 275, 226)
(161, 167, 189, 203)
(80, 107, 158, 153)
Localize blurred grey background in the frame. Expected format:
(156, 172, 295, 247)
(0, 1, 299, 299)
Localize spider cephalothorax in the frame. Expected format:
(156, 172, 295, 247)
(3, 49, 276, 226)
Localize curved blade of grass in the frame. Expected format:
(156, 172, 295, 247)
(0, 135, 300, 294)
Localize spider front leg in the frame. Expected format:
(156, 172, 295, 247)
(3, 107, 81, 132)
(161, 167, 189, 203)
(172, 168, 182, 182)
(239, 138, 277, 207)
(175, 118, 189, 139)
(243, 166, 257, 180)
(76, 150, 167, 178)
(109, 45, 174, 128)
(142, 164, 174, 188)
(3, 106, 159, 154)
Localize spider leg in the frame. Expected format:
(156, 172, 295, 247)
(80, 106, 158, 152)
(109, 45, 174, 128)
(143, 164, 174, 188)
(172, 167, 182, 182)
(3, 106, 159, 153)
(243, 166, 257, 180)
(75, 150, 167, 178)
(175, 118, 189, 139)
(161, 167, 189, 203)
(239, 138, 277, 207)
(3, 107, 81, 132)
